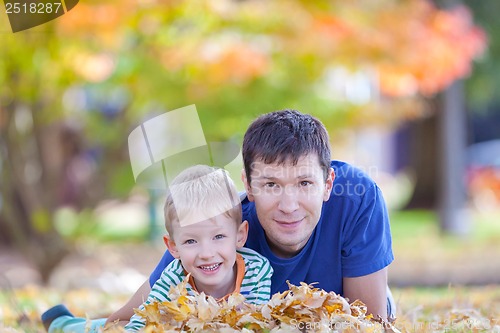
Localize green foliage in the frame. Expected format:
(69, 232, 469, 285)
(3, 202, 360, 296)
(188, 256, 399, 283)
(463, 1, 500, 109)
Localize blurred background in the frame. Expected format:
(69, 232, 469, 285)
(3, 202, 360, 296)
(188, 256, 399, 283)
(1, 0, 499, 328)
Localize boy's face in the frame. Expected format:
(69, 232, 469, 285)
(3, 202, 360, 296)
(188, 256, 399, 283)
(243, 153, 334, 258)
(164, 215, 248, 298)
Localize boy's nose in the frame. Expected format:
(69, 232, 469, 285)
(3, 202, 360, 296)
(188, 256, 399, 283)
(198, 244, 215, 259)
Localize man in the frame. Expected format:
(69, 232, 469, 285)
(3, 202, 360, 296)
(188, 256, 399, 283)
(43, 109, 394, 331)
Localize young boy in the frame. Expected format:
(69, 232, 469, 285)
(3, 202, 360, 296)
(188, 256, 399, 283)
(42, 165, 272, 333)
(124, 164, 272, 331)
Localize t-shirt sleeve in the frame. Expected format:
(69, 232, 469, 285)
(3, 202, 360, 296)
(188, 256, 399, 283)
(341, 184, 394, 277)
(248, 260, 273, 305)
(149, 249, 175, 287)
(239, 249, 273, 305)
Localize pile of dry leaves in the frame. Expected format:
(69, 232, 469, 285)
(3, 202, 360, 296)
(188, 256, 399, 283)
(105, 279, 400, 332)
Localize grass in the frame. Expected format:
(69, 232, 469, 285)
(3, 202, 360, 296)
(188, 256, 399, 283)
(390, 208, 500, 241)
(390, 208, 500, 260)
(392, 286, 500, 332)
(388, 208, 500, 288)
(0, 286, 132, 332)
(388, 209, 500, 330)
(1, 285, 499, 332)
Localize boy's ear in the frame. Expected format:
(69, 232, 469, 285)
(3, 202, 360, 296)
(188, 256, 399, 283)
(241, 169, 254, 202)
(163, 235, 180, 259)
(236, 220, 249, 248)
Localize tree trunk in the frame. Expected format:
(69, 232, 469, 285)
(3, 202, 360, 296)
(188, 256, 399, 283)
(0, 97, 70, 284)
(438, 80, 470, 235)
(404, 104, 440, 209)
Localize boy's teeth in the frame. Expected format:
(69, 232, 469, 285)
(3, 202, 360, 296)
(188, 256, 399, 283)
(200, 263, 220, 271)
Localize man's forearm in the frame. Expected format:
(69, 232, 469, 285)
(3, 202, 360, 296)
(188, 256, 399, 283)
(105, 279, 151, 325)
(343, 268, 389, 320)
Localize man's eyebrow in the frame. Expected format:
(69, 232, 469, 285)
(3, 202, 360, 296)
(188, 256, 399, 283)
(252, 176, 276, 182)
(252, 174, 276, 179)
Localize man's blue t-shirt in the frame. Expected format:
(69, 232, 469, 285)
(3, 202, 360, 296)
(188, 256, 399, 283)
(149, 160, 394, 296)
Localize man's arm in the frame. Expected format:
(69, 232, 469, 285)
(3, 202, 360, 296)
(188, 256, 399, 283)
(104, 279, 151, 326)
(343, 267, 388, 320)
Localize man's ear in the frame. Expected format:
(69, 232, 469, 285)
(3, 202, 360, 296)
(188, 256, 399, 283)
(163, 235, 180, 259)
(241, 169, 254, 202)
(236, 220, 249, 248)
(323, 167, 335, 201)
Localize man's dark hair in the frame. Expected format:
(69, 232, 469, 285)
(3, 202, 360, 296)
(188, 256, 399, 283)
(242, 109, 331, 182)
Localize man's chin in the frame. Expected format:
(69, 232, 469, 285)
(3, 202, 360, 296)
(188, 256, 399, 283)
(270, 237, 308, 256)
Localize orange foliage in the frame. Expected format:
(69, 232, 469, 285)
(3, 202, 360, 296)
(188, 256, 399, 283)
(57, 4, 120, 34)
(54, 0, 486, 97)
(372, 2, 486, 97)
(201, 43, 269, 85)
(303, 1, 486, 97)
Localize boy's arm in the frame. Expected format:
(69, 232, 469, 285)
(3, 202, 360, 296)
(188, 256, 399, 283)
(343, 267, 388, 320)
(116, 261, 182, 331)
(104, 279, 151, 326)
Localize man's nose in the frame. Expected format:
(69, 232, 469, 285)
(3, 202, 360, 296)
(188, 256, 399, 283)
(277, 186, 299, 213)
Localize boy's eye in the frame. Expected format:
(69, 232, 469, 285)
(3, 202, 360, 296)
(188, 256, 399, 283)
(214, 234, 225, 240)
(184, 239, 196, 245)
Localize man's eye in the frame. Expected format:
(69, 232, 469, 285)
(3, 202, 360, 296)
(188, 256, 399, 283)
(214, 234, 225, 240)
(300, 181, 312, 187)
(265, 182, 276, 188)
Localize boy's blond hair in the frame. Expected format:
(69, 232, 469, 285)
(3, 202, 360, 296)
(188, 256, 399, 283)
(164, 165, 241, 236)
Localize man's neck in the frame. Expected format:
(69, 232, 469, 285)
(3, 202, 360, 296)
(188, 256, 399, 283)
(268, 238, 306, 259)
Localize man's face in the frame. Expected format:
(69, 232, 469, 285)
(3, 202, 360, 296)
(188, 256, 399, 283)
(243, 154, 334, 258)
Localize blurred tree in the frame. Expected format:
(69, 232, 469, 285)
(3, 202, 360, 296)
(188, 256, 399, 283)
(404, 0, 495, 231)
(0, 0, 486, 282)
(0, 29, 72, 281)
(462, 0, 500, 110)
